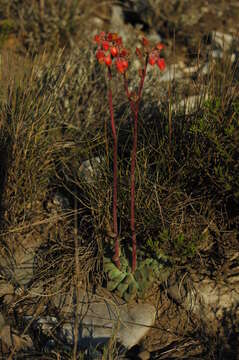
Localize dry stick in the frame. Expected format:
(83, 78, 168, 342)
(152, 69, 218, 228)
(107, 67, 120, 269)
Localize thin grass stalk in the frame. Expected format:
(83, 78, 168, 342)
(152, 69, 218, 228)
(107, 67, 120, 269)
(73, 195, 80, 359)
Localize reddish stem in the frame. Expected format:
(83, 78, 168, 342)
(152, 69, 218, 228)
(107, 68, 120, 269)
(125, 60, 148, 272)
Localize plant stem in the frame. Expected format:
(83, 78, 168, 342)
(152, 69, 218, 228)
(130, 105, 138, 273)
(108, 68, 120, 269)
(125, 61, 148, 272)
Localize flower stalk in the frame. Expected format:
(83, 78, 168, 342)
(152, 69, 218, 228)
(107, 67, 120, 269)
(93, 32, 165, 273)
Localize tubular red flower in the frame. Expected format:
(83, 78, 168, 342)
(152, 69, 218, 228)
(94, 34, 101, 44)
(104, 54, 112, 66)
(116, 36, 122, 45)
(116, 58, 128, 73)
(120, 48, 128, 57)
(107, 32, 113, 41)
(149, 53, 157, 65)
(142, 37, 149, 47)
(157, 58, 166, 70)
(102, 40, 109, 51)
(96, 49, 105, 63)
(135, 47, 142, 58)
(110, 46, 118, 57)
(156, 43, 164, 51)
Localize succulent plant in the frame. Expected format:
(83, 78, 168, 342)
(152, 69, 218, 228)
(104, 254, 171, 301)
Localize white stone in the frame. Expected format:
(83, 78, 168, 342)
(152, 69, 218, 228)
(78, 157, 103, 182)
(182, 64, 200, 75)
(212, 31, 233, 51)
(168, 266, 239, 325)
(25, 289, 156, 350)
(211, 49, 223, 59)
(158, 65, 184, 82)
(200, 62, 211, 75)
(172, 94, 209, 115)
(147, 31, 162, 44)
(231, 53, 236, 63)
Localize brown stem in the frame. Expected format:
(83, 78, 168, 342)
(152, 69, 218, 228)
(108, 68, 120, 269)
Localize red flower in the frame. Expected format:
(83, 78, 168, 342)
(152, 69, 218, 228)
(157, 58, 166, 70)
(135, 47, 142, 58)
(116, 58, 128, 73)
(102, 40, 109, 51)
(148, 52, 157, 65)
(120, 48, 128, 57)
(110, 46, 118, 57)
(116, 36, 122, 46)
(96, 49, 105, 63)
(104, 54, 112, 66)
(94, 34, 101, 44)
(107, 32, 113, 41)
(142, 37, 149, 47)
(156, 43, 164, 51)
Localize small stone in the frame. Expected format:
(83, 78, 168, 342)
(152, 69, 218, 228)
(211, 49, 223, 59)
(111, 5, 125, 29)
(173, 94, 209, 115)
(147, 31, 162, 44)
(212, 31, 233, 51)
(159, 65, 184, 82)
(200, 62, 211, 75)
(78, 157, 103, 182)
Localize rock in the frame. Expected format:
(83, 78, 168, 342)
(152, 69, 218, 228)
(158, 64, 184, 82)
(182, 64, 200, 75)
(176, 94, 209, 115)
(211, 49, 223, 59)
(52, 191, 70, 210)
(200, 62, 212, 75)
(147, 31, 162, 44)
(167, 266, 239, 328)
(231, 53, 236, 63)
(78, 157, 103, 183)
(25, 289, 156, 351)
(212, 31, 234, 51)
(111, 5, 125, 30)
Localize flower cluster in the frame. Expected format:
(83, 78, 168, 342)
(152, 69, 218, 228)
(94, 31, 129, 74)
(136, 37, 166, 71)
